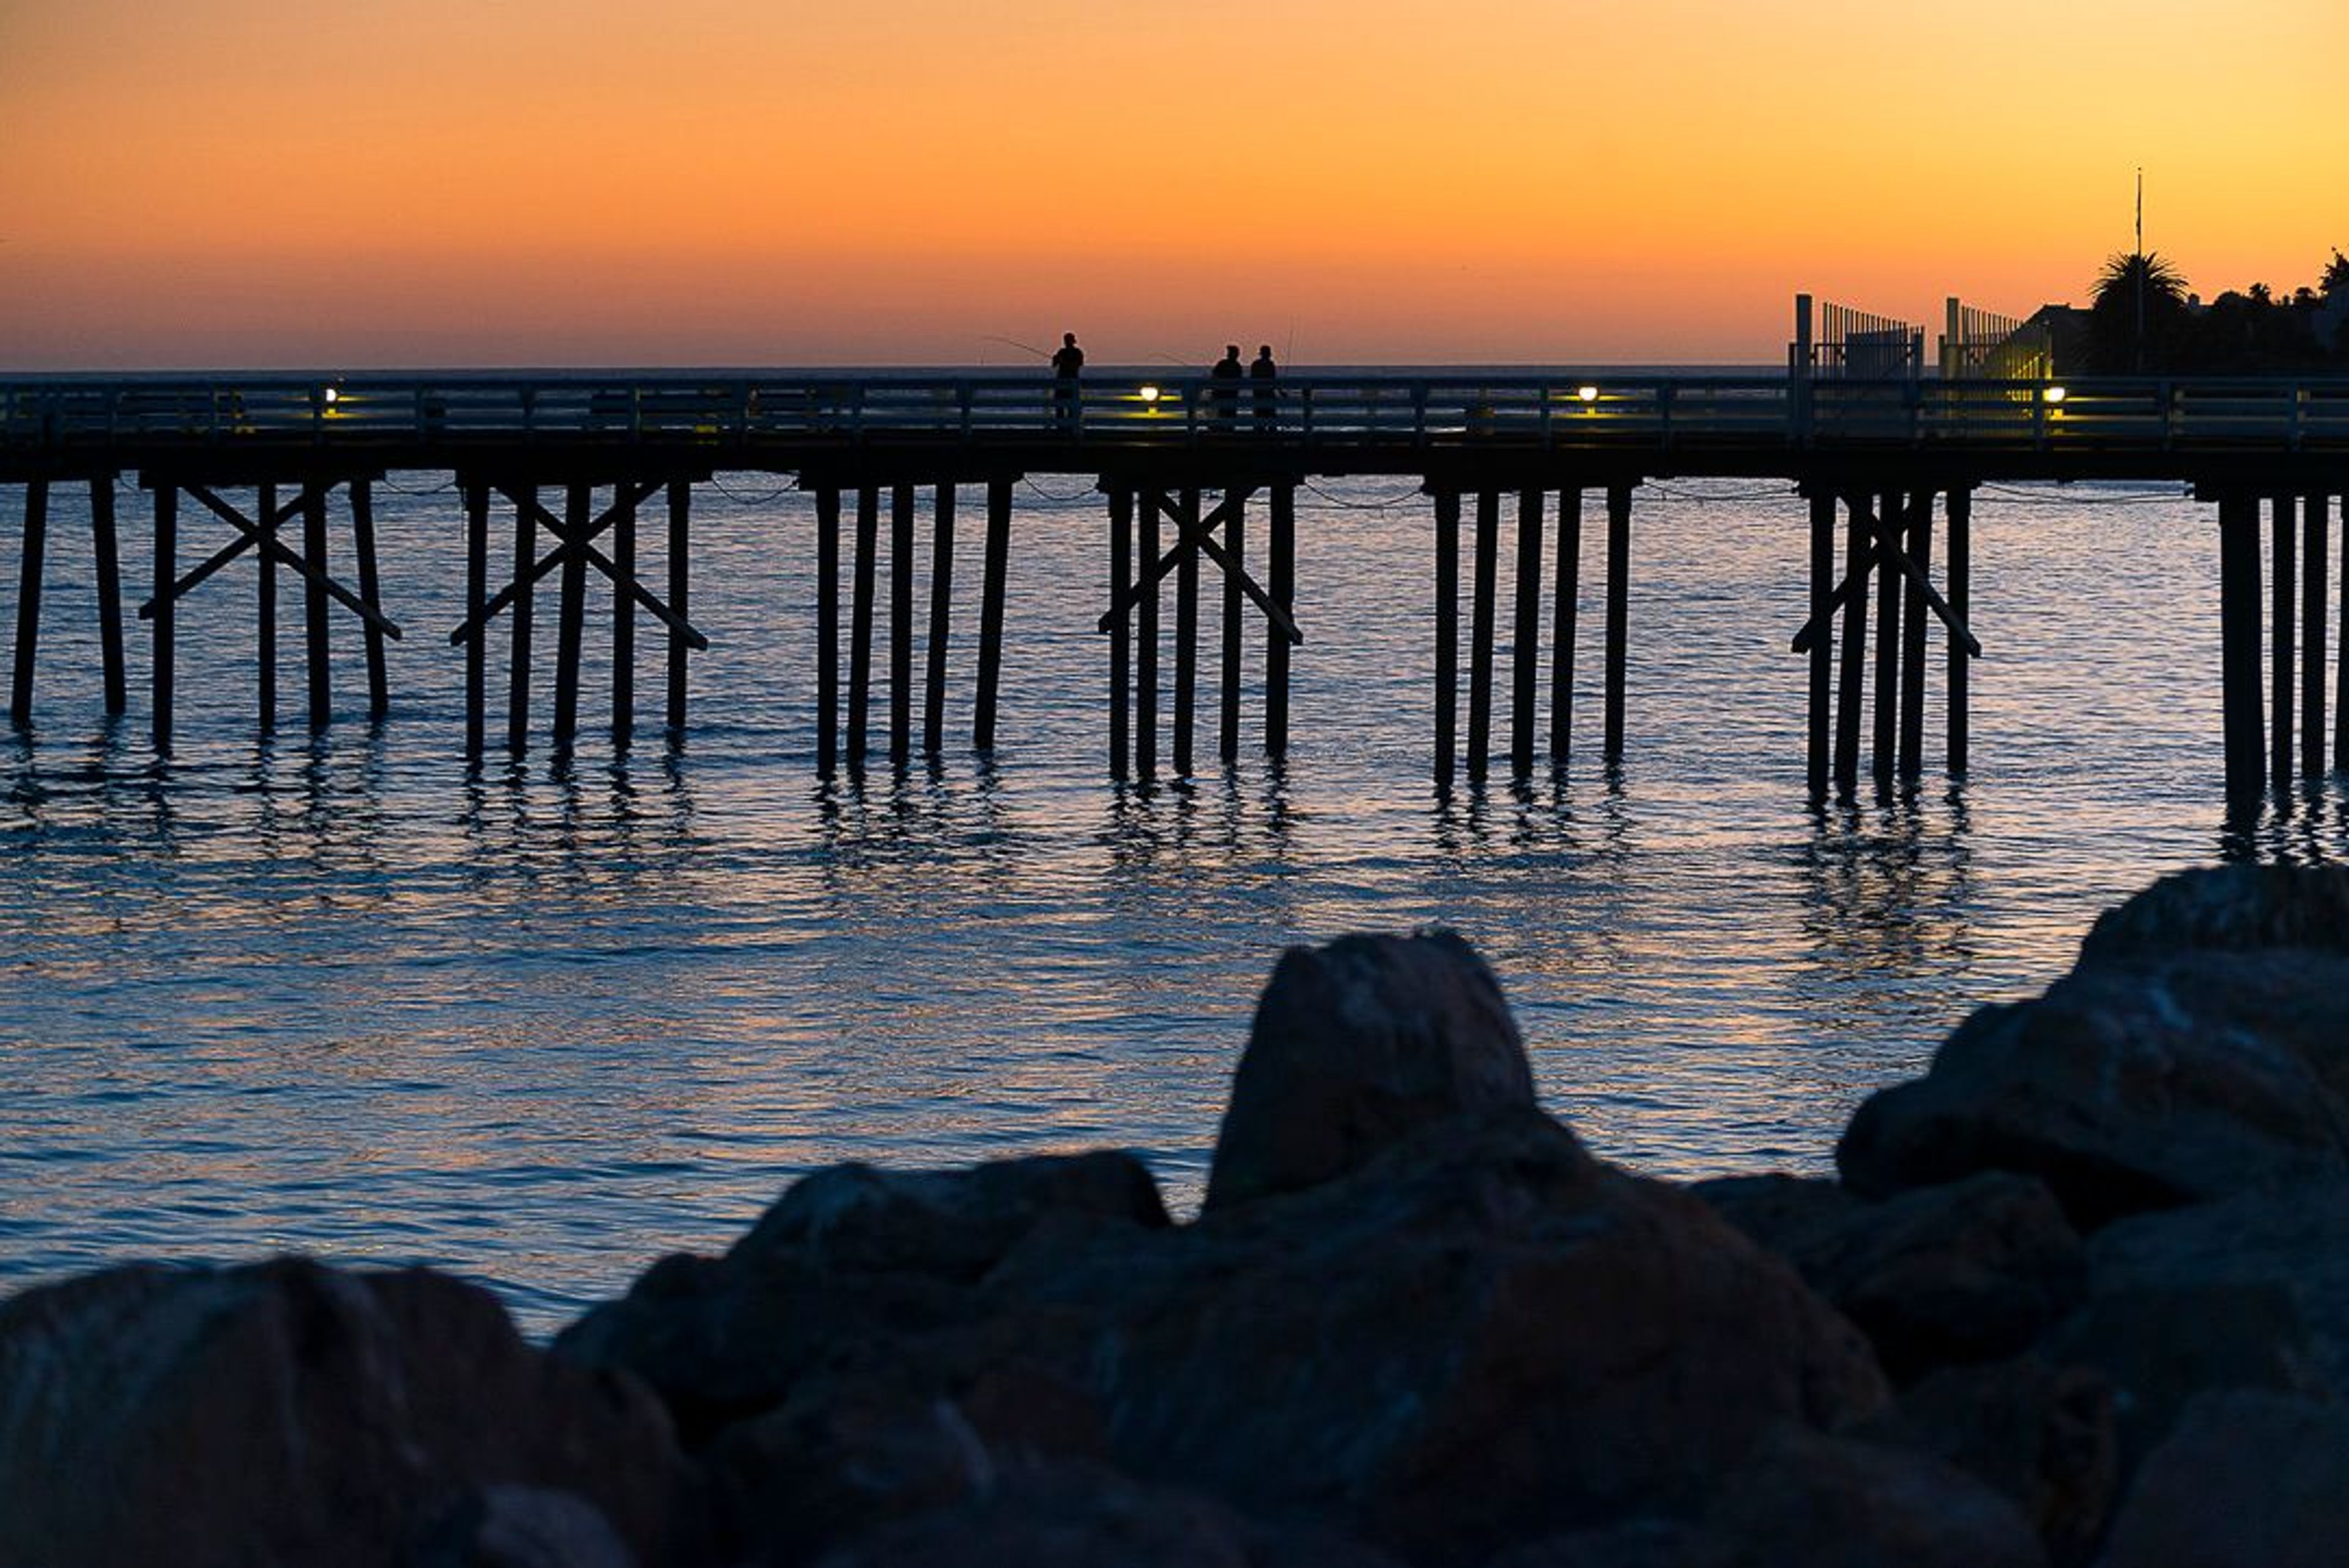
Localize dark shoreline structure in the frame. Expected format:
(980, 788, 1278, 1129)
(6, 870, 2348, 1567)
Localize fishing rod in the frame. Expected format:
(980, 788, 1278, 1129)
(980, 335, 1052, 360)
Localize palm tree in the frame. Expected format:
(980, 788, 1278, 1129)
(2088, 251, 2191, 372)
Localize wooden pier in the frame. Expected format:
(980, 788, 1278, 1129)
(5, 367, 2348, 801)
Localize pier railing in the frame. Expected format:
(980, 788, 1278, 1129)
(7, 372, 2349, 456)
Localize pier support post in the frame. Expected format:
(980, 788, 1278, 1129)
(1510, 488, 1545, 777)
(1603, 483, 1631, 763)
(1551, 486, 1582, 768)
(507, 486, 535, 755)
(2302, 491, 2326, 778)
(610, 484, 636, 747)
(256, 483, 278, 729)
(303, 481, 332, 727)
(1220, 486, 1245, 764)
(2219, 491, 2266, 798)
(9, 478, 48, 729)
(1434, 487, 1460, 791)
(1137, 489, 1160, 781)
(1266, 483, 1294, 758)
(464, 482, 487, 760)
(1898, 490, 1933, 778)
(352, 479, 388, 722)
(2273, 494, 2297, 786)
(1871, 491, 1903, 787)
(815, 486, 841, 777)
(1468, 489, 1499, 783)
(91, 478, 126, 717)
(1107, 486, 1132, 779)
(152, 483, 177, 754)
(552, 481, 590, 750)
(974, 477, 1013, 752)
(890, 482, 914, 766)
(1833, 493, 1869, 799)
(666, 479, 690, 736)
(1806, 489, 1835, 798)
(924, 483, 956, 756)
(1174, 487, 1200, 777)
(1946, 485, 1971, 775)
(848, 485, 877, 769)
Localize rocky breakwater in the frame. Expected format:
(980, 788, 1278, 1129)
(5, 869, 2348, 1567)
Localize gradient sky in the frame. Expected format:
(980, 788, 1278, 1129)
(2, 0, 2342, 368)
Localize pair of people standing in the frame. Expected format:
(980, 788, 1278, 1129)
(1211, 344, 1278, 429)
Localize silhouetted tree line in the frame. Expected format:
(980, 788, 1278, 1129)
(2087, 248, 2349, 372)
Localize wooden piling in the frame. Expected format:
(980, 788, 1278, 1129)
(1137, 489, 1160, 781)
(2273, 494, 2296, 786)
(304, 482, 332, 727)
(352, 479, 388, 722)
(7, 478, 49, 729)
(1174, 487, 1200, 776)
(1266, 483, 1294, 758)
(666, 479, 690, 735)
(923, 483, 957, 756)
(1510, 489, 1545, 777)
(1806, 489, 1835, 797)
(815, 486, 841, 776)
(89, 478, 125, 717)
(1871, 492, 1902, 785)
(610, 484, 636, 747)
(152, 483, 176, 753)
(1898, 490, 1933, 777)
(255, 483, 277, 729)
(891, 482, 914, 766)
(1946, 485, 1971, 775)
(974, 476, 1012, 752)
(2218, 490, 2265, 797)
(848, 484, 877, 767)
(1468, 489, 1499, 783)
(2303, 490, 2326, 778)
(463, 481, 488, 760)
(1219, 486, 1244, 764)
(552, 481, 590, 749)
(1833, 494, 1869, 798)
(1551, 487, 1582, 768)
(507, 485, 535, 755)
(1603, 483, 1631, 763)
(1434, 487, 1460, 791)
(1108, 486, 1132, 778)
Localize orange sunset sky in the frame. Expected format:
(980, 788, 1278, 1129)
(2, 0, 2342, 369)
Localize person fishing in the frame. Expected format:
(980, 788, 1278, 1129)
(1250, 344, 1278, 432)
(1050, 332, 1084, 431)
(1211, 344, 1243, 430)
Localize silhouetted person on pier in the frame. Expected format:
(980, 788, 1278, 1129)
(1212, 344, 1243, 429)
(1051, 332, 1083, 430)
(1250, 344, 1277, 431)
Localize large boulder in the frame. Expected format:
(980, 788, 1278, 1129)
(1838, 867, 2349, 1227)
(554, 1152, 1168, 1442)
(1203, 929, 1534, 1212)
(2099, 1390, 2349, 1568)
(992, 1110, 1890, 1567)
(0, 1257, 686, 1568)
(1862, 1356, 2117, 1566)
(1696, 1172, 2085, 1381)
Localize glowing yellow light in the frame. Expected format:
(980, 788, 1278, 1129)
(2041, 385, 2066, 405)
(1139, 384, 1162, 404)
(1576, 385, 1600, 403)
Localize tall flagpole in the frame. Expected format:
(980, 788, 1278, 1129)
(2135, 168, 2145, 371)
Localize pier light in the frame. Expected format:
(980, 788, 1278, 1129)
(1138, 383, 1162, 405)
(321, 386, 339, 405)
(1576, 384, 1601, 404)
(2041, 385, 2067, 405)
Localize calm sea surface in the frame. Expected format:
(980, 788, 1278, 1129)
(3, 462, 2339, 1332)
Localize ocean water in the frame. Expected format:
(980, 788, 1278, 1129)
(1, 465, 2337, 1333)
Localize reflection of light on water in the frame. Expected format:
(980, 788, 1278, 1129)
(2, 474, 2346, 1331)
